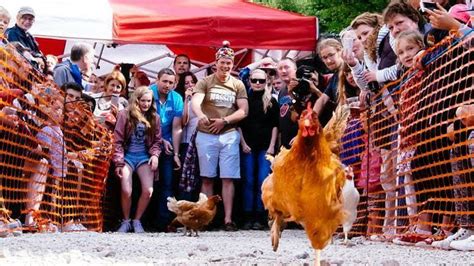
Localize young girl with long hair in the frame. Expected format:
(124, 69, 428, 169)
(113, 86, 162, 233)
(238, 69, 279, 230)
(314, 38, 352, 126)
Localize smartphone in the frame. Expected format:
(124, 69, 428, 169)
(420, 1, 438, 13)
(111, 94, 120, 107)
(341, 37, 354, 52)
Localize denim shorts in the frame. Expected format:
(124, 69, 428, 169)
(124, 152, 150, 172)
(195, 130, 240, 178)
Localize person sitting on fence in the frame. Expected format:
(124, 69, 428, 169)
(113, 86, 162, 233)
(25, 95, 84, 229)
(5, 7, 44, 69)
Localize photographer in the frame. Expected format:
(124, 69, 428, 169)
(277, 58, 323, 149)
(287, 65, 324, 116)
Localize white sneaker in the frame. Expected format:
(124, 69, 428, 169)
(7, 219, 22, 236)
(0, 221, 8, 238)
(132, 219, 145, 233)
(117, 219, 132, 233)
(432, 228, 472, 250)
(450, 235, 474, 251)
(74, 223, 87, 231)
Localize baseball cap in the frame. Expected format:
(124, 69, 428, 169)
(448, 4, 470, 24)
(18, 7, 35, 18)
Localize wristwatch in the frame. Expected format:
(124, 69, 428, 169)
(222, 118, 229, 125)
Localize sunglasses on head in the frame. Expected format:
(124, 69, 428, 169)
(264, 69, 277, 76)
(250, 78, 266, 84)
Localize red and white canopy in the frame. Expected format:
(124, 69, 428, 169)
(2, 0, 317, 77)
(3, 0, 318, 50)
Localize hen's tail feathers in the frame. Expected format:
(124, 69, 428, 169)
(197, 193, 208, 204)
(166, 197, 179, 213)
(324, 104, 350, 154)
(265, 154, 274, 164)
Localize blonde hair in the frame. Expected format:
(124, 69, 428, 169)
(0, 6, 11, 21)
(395, 30, 424, 54)
(127, 86, 157, 140)
(351, 12, 383, 63)
(317, 38, 343, 55)
(250, 69, 273, 113)
(104, 70, 127, 93)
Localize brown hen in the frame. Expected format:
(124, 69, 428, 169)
(167, 193, 221, 236)
(262, 104, 349, 265)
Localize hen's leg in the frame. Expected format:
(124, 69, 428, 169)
(271, 214, 283, 251)
(344, 232, 348, 245)
(314, 249, 321, 266)
(194, 230, 199, 237)
(183, 226, 187, 236)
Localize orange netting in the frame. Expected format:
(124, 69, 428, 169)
(341, 30, 473, 240)
(0, 42, 113, 233)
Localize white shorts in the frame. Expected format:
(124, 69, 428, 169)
(195, 130, 240, 179)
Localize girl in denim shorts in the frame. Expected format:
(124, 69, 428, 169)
(113, 86, 162, 233)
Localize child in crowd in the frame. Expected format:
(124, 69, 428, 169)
(394, 30, 425, 233)
(113, 86, 162, 233)
(238, 69, 279, 230)
(0, 6, 10, 42)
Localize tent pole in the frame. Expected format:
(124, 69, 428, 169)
(96, 43, 105, 69)
(135, 53, 172, 67)
(233, 48, 248, 70)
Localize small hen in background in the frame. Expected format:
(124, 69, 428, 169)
(167, 193, 221, 237)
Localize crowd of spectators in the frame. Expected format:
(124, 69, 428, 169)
(0, 1, 473, 251)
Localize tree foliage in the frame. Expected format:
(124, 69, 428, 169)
(253, 0, 390, 34)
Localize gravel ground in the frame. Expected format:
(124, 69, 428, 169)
(0, 229, 473, 265)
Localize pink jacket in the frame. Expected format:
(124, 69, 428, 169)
(113, 109, 162, 167)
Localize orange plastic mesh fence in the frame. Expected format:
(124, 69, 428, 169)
(0, 43, 113, 233)
(341, 30, 473, 239)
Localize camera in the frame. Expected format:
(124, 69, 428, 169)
(420, 1, 438, 14)
(292, 65, 314, 102)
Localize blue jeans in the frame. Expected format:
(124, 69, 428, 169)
(241, 150, 271, 213)
(155, 153, 174, 228)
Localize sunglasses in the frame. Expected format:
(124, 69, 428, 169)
(250, 78, 266, 84)
(263, 69, 277, 76)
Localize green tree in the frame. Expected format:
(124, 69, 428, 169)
(253, 0, 390, 34)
